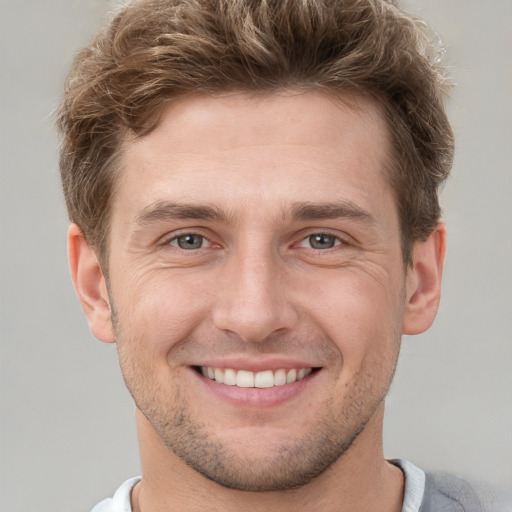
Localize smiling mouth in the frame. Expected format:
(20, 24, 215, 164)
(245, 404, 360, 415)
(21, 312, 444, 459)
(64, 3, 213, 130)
(195, 366, 319, 388)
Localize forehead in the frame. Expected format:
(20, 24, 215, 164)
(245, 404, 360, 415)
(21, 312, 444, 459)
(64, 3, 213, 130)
(127, 90, 389, 157)
(117, 90, 393, 222)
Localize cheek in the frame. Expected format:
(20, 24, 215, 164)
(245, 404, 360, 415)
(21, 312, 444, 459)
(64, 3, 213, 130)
(113, 269, 216, 354)
(301, 268, 404, 368)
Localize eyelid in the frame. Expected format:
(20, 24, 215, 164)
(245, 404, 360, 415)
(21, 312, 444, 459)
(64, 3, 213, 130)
(158, 228, 218, 248)
(156, 227, 353, 250)
(170, 234, 210, 249)
(299, 234, 341, 249)
(294, 230, 352, 248)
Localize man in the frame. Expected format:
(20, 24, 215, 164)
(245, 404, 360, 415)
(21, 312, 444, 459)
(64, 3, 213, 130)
(57, 1, 506, 511)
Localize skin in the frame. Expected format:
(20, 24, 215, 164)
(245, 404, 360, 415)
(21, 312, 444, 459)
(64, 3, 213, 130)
(69, 90, 445, 512)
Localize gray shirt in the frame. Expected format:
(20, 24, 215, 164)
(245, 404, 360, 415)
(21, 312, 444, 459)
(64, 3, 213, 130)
(393, 459, 511, 512)
(90, 459, 511, 512)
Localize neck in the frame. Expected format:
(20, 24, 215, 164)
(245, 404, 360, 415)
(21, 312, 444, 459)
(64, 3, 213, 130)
(132, 404, 404, 512)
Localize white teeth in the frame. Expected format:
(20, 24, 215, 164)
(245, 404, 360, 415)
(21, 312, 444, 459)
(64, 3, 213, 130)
(286, 369, 297, 384)
(297, 368, 312, 380)
(214, 368, 224, 384)
(254, 370, 274, 388)
(236, 370, 254, 388)
(274, 369, 287, 386)
(223, 368, 237, 386)
(200, 367, 314, 388)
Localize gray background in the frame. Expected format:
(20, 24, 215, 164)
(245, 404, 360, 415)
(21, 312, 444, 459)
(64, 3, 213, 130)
(1, 1, 511, 510)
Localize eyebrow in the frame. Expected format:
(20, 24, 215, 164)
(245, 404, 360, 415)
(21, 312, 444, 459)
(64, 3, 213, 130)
(135, 201, 229, 225)
(289, 201, 375, 224)
(134, 200, 375, 226)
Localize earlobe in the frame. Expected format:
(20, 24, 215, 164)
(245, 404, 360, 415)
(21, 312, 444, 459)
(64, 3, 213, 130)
(402, 223, 447, 335)
(68, 224, 115, 343)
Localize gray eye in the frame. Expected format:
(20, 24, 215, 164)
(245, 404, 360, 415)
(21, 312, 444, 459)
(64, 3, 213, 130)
(174, 234, 206, 250)
(308, 234, 339, 249)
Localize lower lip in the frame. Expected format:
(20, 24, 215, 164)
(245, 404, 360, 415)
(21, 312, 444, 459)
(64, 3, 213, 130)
(191, 368, 320, 408)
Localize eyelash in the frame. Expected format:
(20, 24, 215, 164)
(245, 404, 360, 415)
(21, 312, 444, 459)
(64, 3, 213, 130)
(160, 230, 348, 252)
(160, 230, 214, 250)
(297, 232, 345, 250)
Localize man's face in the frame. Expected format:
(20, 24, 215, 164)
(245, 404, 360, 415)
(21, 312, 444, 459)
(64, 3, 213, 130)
(104, 91, 412, 490)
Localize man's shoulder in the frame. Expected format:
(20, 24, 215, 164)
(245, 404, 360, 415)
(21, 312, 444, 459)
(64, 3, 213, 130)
(421, 470, 512, 512)
(88, 469, 511, 512)
(90, 477, 140, 512)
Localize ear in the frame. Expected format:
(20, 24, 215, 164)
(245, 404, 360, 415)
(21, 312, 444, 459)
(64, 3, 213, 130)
(402, 222, 447, 335)
(68, 223, 115, 343)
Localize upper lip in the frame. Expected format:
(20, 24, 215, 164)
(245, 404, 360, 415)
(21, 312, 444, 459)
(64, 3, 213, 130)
(192, 356, 321, 373)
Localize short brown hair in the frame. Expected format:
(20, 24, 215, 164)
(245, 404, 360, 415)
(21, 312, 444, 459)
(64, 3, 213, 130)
(57, 0, 454, 265)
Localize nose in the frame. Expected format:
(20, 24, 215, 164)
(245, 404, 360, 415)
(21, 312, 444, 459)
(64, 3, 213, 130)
(212, 248, 298, 343)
